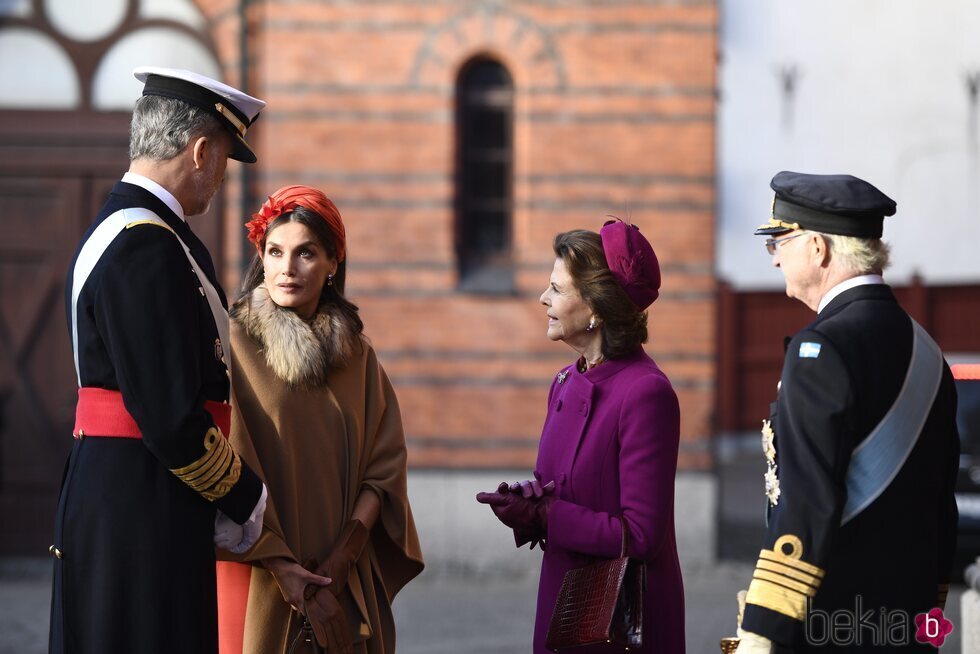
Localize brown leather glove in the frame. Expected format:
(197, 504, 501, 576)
(301, 519, 369, 651)
(314, 519, 369, 597)
(303, 585, 352, 654)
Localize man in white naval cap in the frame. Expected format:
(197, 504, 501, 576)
(51, 68, 270, 654)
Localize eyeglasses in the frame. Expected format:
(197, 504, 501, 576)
(764, 231, 808, 255)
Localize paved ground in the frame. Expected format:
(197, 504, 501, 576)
(393, 560, 755, 654)
(0, 558, 757, 654)
(1, 566, 50, 653)
(0, 559, 966, 653)
(3, 446, 969, 652)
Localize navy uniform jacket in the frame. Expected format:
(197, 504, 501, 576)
(741, 284, 959, 652)
(50, 181, 263, 654)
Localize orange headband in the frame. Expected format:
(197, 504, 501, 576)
(245, 185, 346, 262)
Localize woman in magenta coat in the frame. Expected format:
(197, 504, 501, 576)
(478, 221, 684, 654)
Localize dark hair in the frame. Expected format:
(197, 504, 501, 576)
(553, 229, 648, 360)
(235, 206, 363, 335)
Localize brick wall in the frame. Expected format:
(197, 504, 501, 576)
(200, 0, 717, 470)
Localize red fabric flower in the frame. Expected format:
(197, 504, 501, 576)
(245, 185, 346, 262)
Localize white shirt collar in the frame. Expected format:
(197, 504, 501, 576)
(121, 172, 186, 222)
(817, 274, 885, 314)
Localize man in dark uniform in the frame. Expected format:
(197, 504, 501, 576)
(51, 68, 269, 654)
(735, 172, 959, 652)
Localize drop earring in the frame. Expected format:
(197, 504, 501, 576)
(586, 316, 597, 332)
(327, 273, 334, 287)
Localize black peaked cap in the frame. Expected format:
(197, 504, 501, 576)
(755, 171, 897, 238)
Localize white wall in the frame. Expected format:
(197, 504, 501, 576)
(718, 0, 980, 290)
(407, 470, 716, 578)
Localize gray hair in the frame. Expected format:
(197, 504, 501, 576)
(129, 95, 223, 162)
(823, 233, 891, 275)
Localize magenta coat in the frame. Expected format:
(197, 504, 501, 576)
(532, 347, 684, 654)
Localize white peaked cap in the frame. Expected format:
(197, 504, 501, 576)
(133, 66, 266, 163)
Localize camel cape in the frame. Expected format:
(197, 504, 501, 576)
(217, 288, 423, 654)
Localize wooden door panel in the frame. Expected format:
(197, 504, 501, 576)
(0, 173, 230, 554)
(0, 177, 85, 553)
(717, 282, 980, 432)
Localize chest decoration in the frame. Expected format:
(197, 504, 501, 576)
(761, 418, 780, 506)
(557, 370, 568, 384)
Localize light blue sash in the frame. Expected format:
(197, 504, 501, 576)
(841, 320, 943, 524)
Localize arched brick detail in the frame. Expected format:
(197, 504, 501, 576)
(410, 5, 565, 89)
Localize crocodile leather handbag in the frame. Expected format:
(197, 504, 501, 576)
(545, 517, 645, 651)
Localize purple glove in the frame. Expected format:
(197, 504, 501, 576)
(510, 478, 548, 499)
(476, 480, 556, 542)
(513, 527, 544, 550)
(507, 479, 555, 548)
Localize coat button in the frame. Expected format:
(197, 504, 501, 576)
(49, 545, 62, 559)
(555, 399, 563, 412)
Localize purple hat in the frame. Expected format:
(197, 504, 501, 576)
(599, 219, 661, 310)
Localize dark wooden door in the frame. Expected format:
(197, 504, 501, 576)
(716, 280, 980, 432)
(0, 110, 224, 554)
(0, 176, 88, 553)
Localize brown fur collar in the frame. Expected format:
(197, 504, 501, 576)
(232, 286, 359, 388)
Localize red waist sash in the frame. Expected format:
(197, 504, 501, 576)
(73, 388, 231, 440)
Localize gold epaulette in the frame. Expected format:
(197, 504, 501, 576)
(126, 219, 175, 233)
(170, 427, 242, 501)
(745, 535, 825, 621)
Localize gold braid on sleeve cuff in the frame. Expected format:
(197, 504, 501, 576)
(745, 535, 825, 621)
(170, 427, 242, 501)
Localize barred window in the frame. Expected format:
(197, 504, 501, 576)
(455, 57, 514, 293)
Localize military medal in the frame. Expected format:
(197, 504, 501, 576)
(761, 419, 780, 506)
(761, 419, 775, 461)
